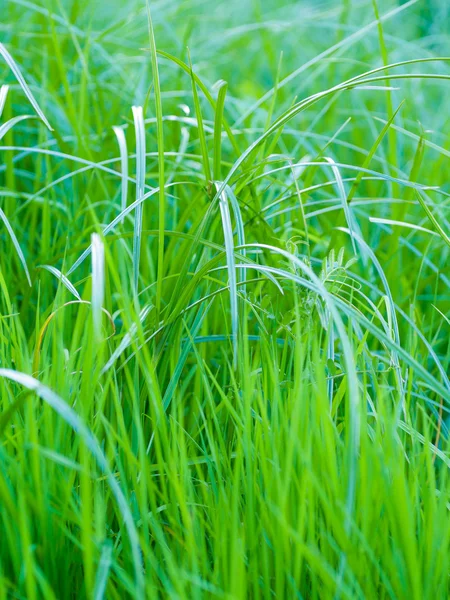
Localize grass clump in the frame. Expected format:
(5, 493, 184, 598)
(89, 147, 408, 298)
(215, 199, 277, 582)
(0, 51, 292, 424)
(0, 0, 449, 598)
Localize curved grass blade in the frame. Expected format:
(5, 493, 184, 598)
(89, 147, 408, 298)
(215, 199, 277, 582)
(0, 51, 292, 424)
(369, 217, 439, 237)
(37, 265, 81, 300)
(67, 184, 181, 276)
(238, 256, 450, 402)
(415, 191, 450, 249)
(0, 369, 144, 598)
(0, 115, 36, 141)
(0, 206, 31, 286)
(101, 303, 153, 374)
(323, 156, 358, 255)
(0, 42, 53, 130)
(232, 0, 419, 126)
(162, 301, 213, 411)
(225, 184, 246, 289)
(216, 183, 238, 368)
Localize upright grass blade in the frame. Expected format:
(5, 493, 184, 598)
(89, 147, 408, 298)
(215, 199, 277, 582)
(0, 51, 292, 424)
(188, 50, 212, 185)
(224, 184, 246, 290)
(0, 43, 53, 131)
(0, 85, 8, 117)
(132, 106, 146, 294)
(112, 126, 129, 222)
(213, 80, 228, 182)
(216, 183, 238, 367)
(91, 234, 105, 343)
(287, 156, 310, 255)
(156, 49, 241, 157)
(93, 540, 113, 600)
(371, 0, 397, 190)
(146, 1, 165, 316)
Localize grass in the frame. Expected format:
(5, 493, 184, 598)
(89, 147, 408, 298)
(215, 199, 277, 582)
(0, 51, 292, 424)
(0, 0, 449, 598)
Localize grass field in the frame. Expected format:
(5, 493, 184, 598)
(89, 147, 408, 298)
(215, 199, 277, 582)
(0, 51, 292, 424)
(1, 0, 450, 597)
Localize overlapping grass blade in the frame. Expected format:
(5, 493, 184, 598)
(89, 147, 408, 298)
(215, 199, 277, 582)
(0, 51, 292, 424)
(0, 43, 53, 130)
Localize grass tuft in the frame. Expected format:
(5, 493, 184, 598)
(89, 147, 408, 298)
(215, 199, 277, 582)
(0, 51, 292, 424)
(0, 1, 449, 598)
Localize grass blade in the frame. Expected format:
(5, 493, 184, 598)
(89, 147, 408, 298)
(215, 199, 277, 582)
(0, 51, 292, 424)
(112, 126, 129, 222)
(93, 540, 113, 600)
(347, 101, 404, 203)
(216, 183, 238, 368)
(0, 115, 36, 141)
(0, 42, 53, 131)
(91, 234, 105, 342)
(0, 206, 31, 286)
(101, 304, 153, 374)
(132, 106, 145, 294)
(415, 191, 450, 248)
(146, 1, 165, 316)
(213, 80, 228, 181)
(0, 84, 8, 117)
(38, 265, 81, 300)
(188, 49, 212, 185)
(324, 156, 358, 255)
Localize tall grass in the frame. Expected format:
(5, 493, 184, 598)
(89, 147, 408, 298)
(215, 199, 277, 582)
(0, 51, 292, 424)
(0, 0, 449, 598)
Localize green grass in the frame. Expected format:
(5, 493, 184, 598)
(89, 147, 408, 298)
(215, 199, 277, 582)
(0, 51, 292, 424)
(1, 0, 450, 598)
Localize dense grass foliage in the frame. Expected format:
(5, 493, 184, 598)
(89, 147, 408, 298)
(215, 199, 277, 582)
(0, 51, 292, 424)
(1, 0, 449, 597)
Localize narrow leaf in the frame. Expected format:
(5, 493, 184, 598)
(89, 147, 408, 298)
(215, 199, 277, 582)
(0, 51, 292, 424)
(91, 234, 105, 342)
(38, 265, 81, 300)
(0, 206, 32, 286)
(112, 126, 129, 221)
(0, 42, 53, 130)
(132, 105, 145, 293)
